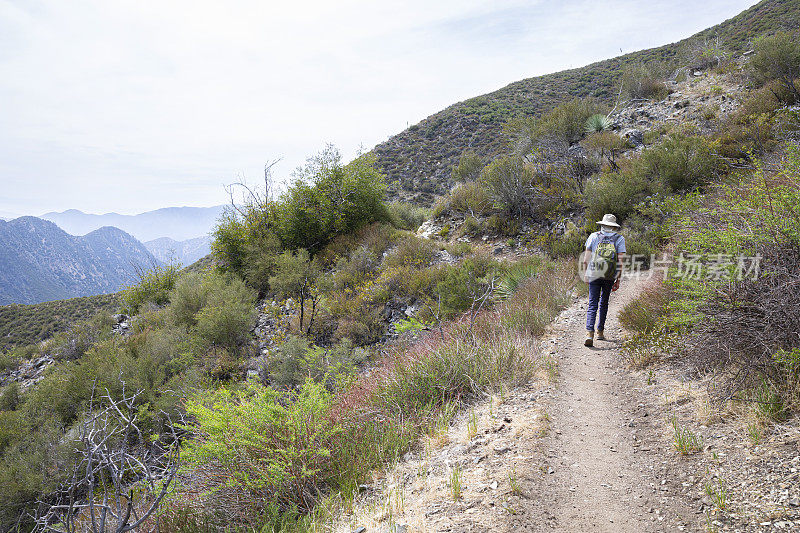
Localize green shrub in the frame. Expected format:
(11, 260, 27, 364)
(458, 215, 484, 237)
(269, 337, 368, 390)
(195, 304, 254, 355)
(622, 234, 655, 266)
(319, 223, 396, 267)
(242, 233, 283, 294)
(180, 380, 339, 526)
(384, 235, 437, 268)
(435, 257, 498, 316)
(452, 150, 484, 183)
(621, 62, 670, 100)
(211, 208, 254, 279)
(387, 201, 429, 231)
(275, 147, 389, 253)
(167, 272, 211, 328)
(0, 410, 23, 454)
(619, 279, 671, 334)
(0, 383, 20, 412)
(45, 319, 109, 362)
(0, 419, 66, 529)
(194, 280, 256, 355)
(268, 335, 311, 389)
(584, 168, 651, 224)
(541, 230, 589, 258)
(445, 242, 474, 257)
(480, 155, 535, 218)
(448, 182, 492, 216)
(534, 98, 609, 144)
(0, 350, 21, 372)
(749, 30, 800, 100)
(122, 263, 180, 314)
(636, 132, 722, 191)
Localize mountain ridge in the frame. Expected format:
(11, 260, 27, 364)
(375, 0, 800, 204)
(40, 205, 225, 241)
(144, 235, 212, 266)
(0, 217, 159, 305)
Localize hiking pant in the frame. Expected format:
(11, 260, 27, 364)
(586, 279, 614, 332)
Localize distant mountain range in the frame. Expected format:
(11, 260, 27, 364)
(144, 236, 211, 266)
(40, 205, 225, 242)
(0, 217, 159, 305)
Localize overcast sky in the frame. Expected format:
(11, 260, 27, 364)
(1, 0, 756, 217)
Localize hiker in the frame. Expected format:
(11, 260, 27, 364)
(582, 213, 626, 347)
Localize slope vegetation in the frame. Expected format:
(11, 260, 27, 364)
(376, 0, 800, 204)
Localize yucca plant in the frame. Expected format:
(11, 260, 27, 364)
(584, 113, 611, 134)
(496, 264, 540, 300)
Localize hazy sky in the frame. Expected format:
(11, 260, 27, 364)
(1, 0, 756, 217)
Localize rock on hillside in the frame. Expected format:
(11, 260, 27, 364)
(0, 217, 159, 305)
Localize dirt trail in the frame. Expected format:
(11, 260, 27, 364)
(337, 276, 701, 532)
(524, 276, 696, 532)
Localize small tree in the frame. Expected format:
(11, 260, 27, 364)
(269, 250, 321, 333)
(681, 36, 729, 71)
(750, 31, 800, 102)
(275, 146, 388, 252)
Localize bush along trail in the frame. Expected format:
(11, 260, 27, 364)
(334, 275, 706, 532)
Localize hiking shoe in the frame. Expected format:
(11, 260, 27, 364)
(596, 330, 606, 341)
(584, 330, 594, 347)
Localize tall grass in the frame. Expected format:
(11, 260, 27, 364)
(619, 278, 671, 334)
(619, 277, 678, 368)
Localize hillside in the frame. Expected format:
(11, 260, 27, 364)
(0, 217, 158, 305)
(144, 235, 211, 266)
(376, 0, 800, 204)
(0, 293, 119, 351)
(4, 1, 800, 531)
(40, 205, 224, 241)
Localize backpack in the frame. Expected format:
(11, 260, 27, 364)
(590, 232, 621, 280)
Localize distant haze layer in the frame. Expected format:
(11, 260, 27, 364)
(40, 205, 225, 242)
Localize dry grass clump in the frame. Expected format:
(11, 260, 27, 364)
(619, 278, 672, 334)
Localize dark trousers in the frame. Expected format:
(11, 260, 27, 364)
(586, 279, 614, 332)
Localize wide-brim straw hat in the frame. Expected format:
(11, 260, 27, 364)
(596, 213, 620, 228)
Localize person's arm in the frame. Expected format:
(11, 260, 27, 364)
(580, 233, 594, 282)
(613, 253, 625, 291)
(582, 248, 591, 271)
(613, 234, 627, 291)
